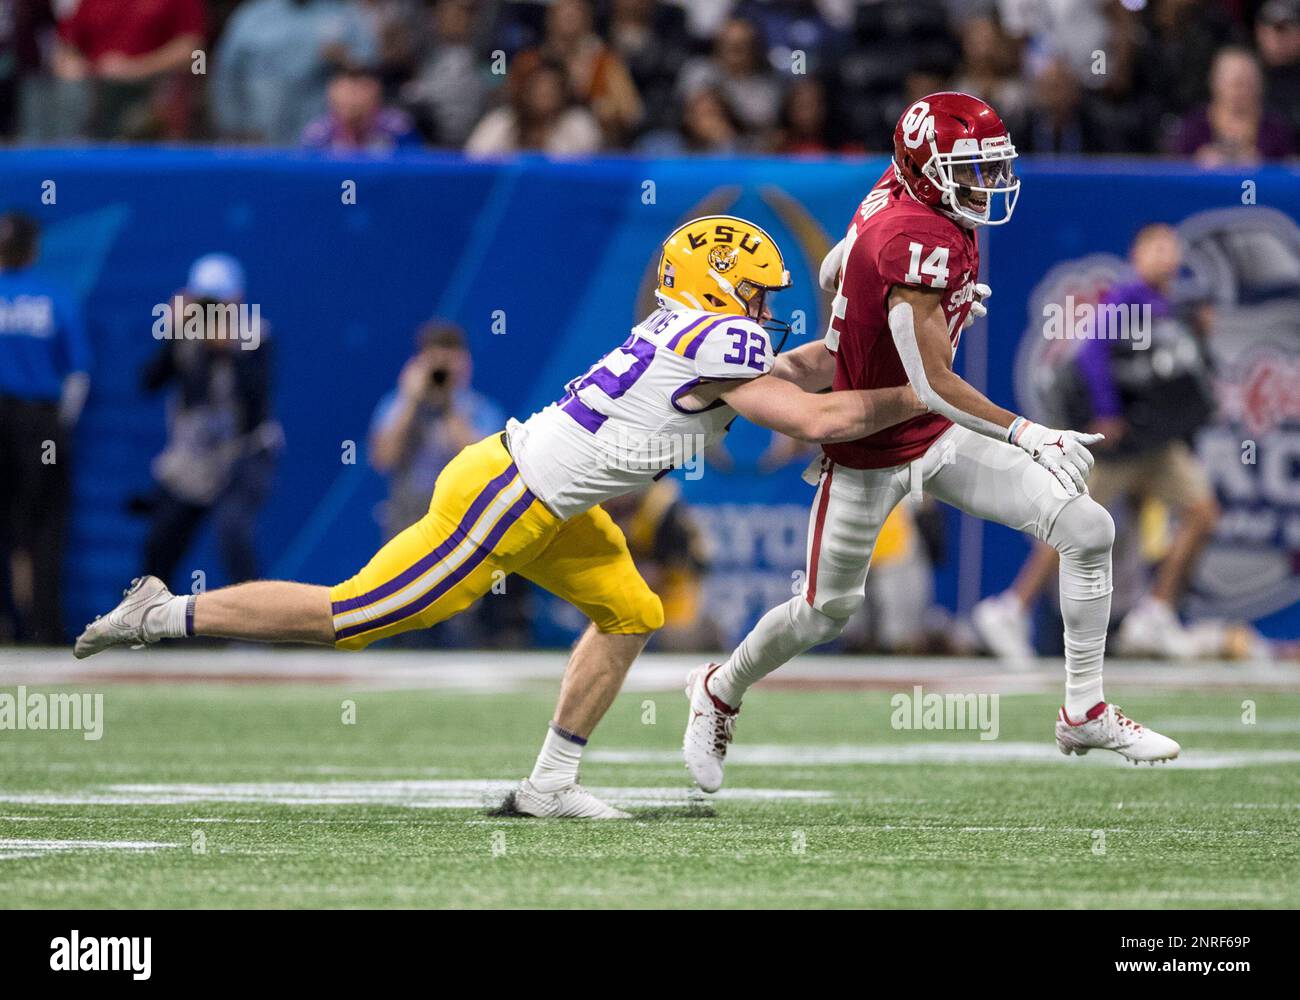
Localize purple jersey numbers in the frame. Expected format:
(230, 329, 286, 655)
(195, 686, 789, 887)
(720, 325, 768, 372)
(559, 335, 656, 432)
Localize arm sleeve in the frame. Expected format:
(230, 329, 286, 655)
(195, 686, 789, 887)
(889, 301, 1009, 441)
(691, 317, 773, 380)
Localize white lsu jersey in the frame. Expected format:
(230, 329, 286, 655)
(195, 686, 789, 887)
(506, 306, 774, 519)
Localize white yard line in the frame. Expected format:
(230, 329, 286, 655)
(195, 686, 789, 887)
(1, 648, 1294, 692)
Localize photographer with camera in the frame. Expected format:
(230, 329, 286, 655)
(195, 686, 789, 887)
(368, 320, 514, 646)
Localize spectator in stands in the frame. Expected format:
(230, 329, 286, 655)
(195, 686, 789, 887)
(301, 67, 421, 151)
(1009, 56, 1112, 154)
(465, 56, 601, 155)
(369, 321, 520, 647)
(401, 0, 491, 147)
(510, 0, 642, 147)
(52, 0, 205, 140)
(637, 86, 744, 155)
(1255, 0, 1300, 142)
(608, 0, 688, 135)
(213, 0, 378, 145)
(774, 77, 842, 155)
(1169, 46, 1295, 164)
(356, 0, 423, 91)
(0, 213, 89, 644)
(679, 17, 783, 139)
(1138, 0, 1239, 118)
(950, 16, 1028, 125)
(138, 254, 281, 590)
(0, 0, 54, 138)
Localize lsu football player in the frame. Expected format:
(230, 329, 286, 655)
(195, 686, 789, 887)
(76, 215, 926, 819)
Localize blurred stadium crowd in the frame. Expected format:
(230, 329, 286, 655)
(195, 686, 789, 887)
(3, 0, 1298, 161)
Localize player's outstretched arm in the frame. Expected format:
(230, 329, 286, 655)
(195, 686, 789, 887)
(770, 341, 836, 391)
(889, 284, 1102, 496)
(717, 374, 925, 444)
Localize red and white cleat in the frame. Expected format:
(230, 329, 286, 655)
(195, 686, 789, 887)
(1056, 703, 1181, 765)
(683, 663, 739, 793)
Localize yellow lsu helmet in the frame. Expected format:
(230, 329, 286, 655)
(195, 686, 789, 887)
(656, 215, 792, 319)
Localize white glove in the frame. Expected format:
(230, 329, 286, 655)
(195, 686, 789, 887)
(1008, 417, 1103, 498)
(962, 283, 992, 330)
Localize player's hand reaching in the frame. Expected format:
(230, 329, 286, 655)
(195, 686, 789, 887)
(1007, 417, 1103, 498)
(962, 283, 992, 330)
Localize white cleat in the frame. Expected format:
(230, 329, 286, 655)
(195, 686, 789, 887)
(73, 576, 175, 659)
(1115, 597, 1196, 660)
(683, 663, 738, 793)
(971, 592, 1035, 669)
(511, 779, 631, 819)
(1055, 703, 1181, 765)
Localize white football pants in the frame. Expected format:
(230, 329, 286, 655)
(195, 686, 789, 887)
(712, 424, 1115, 718)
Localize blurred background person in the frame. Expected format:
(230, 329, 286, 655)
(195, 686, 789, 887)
(0, 212, 89, 645)
(401, 0, 491, 147)
(136, 254, 281, 590)
(464, 56, 600, 155)
(950, 16, 1028, 126)
(1008, 56, 1112, 154)
(51, 0, 205, 140)
(636, 85, 744, 155)
(0, 0, 54, 139)
(973, 224, 1220, 663)
(607, 0, 688, 136)
(301, 66, 420, 151)
(1169, 45, 1295, 165)
(212, 0, 377, 145)
(367, 320, 525, 647)
(678, 16, 783, 141)
(603, 480, 719, 652)
(1257, 0, 1300, 140)
(511, 0, 642, 147)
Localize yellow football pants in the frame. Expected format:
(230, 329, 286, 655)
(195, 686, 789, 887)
(329, 434, 664, 649)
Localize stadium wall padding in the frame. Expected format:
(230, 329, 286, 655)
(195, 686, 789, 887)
(2, 149, 1297, 642)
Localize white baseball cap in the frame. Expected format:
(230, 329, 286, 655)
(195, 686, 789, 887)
(186, 253, 246, 301)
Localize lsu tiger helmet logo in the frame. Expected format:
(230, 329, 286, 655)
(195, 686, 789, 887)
(656, 215, 792, 320)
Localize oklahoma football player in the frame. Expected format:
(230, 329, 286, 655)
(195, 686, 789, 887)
(684, 93, 1181, 792)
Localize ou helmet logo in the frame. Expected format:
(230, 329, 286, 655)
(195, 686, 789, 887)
(901, 101, 934, 149)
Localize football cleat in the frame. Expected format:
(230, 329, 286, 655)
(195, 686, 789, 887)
(73, 576, 175, 660)
(511, 779, 631, 820)
(1055, 703, 1181, 765)
(683, 663, 739, 793)
(971, 592, 1034, 669)
(1115, 597, 1196, 660)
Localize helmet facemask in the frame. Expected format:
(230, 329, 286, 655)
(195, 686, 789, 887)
(925, 136, 1020, 228)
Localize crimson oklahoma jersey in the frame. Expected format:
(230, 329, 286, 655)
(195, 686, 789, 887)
(823, 166, 980, 469)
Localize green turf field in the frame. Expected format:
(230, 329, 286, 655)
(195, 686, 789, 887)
(2, 679, 1298, 908)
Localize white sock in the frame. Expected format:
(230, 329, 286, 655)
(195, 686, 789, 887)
(528, 723, 585, 792)
(711, 595, 845, 709)
(1050, 502, 1110, 719)
(142, 595, 193, 642)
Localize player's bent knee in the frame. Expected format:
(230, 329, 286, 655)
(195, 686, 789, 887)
(791, 595, 855, 646)
(1051, 496, 1114, 557)
(595, 587, 664, 635)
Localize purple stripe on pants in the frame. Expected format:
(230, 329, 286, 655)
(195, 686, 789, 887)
(334, 487, 537, 642)
(331, 462, 519, 616)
